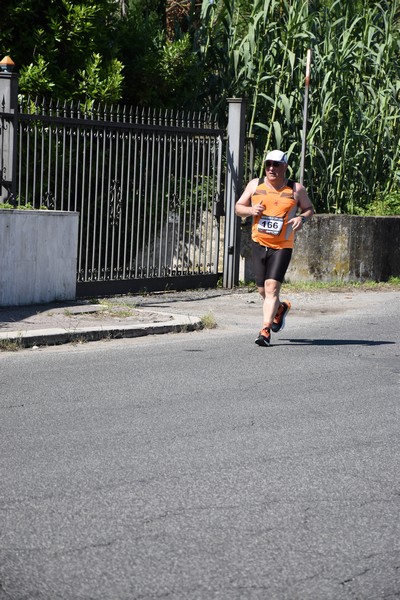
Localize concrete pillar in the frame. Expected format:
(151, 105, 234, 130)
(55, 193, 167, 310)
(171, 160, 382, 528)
(0, 56, 18, 203)
(223, 98, 246, 288)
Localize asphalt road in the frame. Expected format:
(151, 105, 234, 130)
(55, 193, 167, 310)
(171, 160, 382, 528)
(1, 290, 399, 599)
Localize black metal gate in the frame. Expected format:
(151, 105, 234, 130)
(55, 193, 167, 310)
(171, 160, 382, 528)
(10, 100, 225, 296)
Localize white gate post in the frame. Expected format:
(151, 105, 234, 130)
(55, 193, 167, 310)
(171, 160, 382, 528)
(223, 98, 246, 288)
(0, 56, 18, 203)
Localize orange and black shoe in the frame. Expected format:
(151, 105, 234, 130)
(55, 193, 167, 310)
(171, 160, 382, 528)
(255, 327, 271, 346)
(271, 300, 291, 333)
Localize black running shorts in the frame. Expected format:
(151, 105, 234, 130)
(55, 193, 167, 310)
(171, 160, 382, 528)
(252, 241, 293, 286)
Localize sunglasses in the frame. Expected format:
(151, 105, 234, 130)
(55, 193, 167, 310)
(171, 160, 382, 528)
(265, 160, 284, 168)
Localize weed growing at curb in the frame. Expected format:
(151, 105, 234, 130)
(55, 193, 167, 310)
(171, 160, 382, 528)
(200, 313, 217, 329)
(0, 337, 23, 352)
(98, 300, 140, 317)
(70, 337, 88, 347)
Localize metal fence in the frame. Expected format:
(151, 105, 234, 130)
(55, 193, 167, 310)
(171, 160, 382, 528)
(1, 68, 247, 295)
(12, 98, 225, 295)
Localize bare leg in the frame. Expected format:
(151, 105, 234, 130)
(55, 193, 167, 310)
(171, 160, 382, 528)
(258, 279, 281, 328)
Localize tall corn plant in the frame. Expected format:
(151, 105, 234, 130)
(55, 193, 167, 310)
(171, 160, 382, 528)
(196, 0, 400, 213)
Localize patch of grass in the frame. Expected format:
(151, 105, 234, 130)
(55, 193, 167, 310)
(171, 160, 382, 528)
(97, 300, 139, 317)
(200, 312, 217, 329)
(282, 279, 400, 292)
(240, 279, 400, 293)
(0, 337, 23, 352)
(99, 299, 138, 308)
(242, 281, 258, 291)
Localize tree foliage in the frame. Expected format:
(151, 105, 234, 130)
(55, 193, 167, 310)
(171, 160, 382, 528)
(0, 0, 124, 101)
(115, 0, 201, 107)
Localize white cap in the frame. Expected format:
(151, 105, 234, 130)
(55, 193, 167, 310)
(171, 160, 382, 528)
(264, 150, 288, 164)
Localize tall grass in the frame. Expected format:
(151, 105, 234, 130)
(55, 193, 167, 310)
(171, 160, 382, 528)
(196, 0, 400, 214)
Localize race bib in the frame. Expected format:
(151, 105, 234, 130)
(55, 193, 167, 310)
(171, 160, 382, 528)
(257, 215, 284, 236)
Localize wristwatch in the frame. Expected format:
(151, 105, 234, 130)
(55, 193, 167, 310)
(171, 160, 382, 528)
(301, 216, 307, 224)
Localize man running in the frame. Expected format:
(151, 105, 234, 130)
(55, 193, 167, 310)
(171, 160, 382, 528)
(235, 150, 314, 346)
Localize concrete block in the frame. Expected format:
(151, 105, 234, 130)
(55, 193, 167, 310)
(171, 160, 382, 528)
(0, 210, 79, 306)
(239, 215, 400, 283)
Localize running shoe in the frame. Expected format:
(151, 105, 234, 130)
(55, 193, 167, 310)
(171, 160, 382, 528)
(271, 300, 291, 333)
(255, 327, 271, 346)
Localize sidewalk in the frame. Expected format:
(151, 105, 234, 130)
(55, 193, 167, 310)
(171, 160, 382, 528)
(0, 286, 266, 348)
(0, 296, 203, 348)
(1, 286, 399, 349)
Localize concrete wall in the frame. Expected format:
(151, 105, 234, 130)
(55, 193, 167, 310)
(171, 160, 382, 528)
(239, 215, 400, 283)
(0, 210, 79, 306)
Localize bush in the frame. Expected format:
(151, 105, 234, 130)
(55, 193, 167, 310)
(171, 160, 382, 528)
(0, 202, 48, 210)
(356, 191, 400, 216)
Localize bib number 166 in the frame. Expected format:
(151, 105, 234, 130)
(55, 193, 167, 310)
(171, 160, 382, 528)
(257, 215, 284, 236)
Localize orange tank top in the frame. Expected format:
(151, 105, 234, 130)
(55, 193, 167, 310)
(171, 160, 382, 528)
(251, 178, 298, 249)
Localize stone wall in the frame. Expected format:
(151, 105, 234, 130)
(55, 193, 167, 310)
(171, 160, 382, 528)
(239, 215, 400, 283)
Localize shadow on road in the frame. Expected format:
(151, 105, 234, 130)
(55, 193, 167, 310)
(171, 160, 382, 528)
(282, 338, 395, 346)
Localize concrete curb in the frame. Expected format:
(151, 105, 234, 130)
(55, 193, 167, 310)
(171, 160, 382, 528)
(0, 315, 203, 348)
